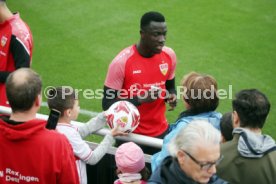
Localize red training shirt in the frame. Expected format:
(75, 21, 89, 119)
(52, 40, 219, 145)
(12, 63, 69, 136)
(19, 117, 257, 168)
(105, 45, 176, 137)
(0, 13, 33, 106)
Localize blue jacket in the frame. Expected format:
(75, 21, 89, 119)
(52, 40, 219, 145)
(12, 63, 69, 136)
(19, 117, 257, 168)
(151, 111, 222, 171)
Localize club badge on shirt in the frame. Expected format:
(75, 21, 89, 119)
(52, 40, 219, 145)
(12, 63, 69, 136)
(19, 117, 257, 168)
(159, 63, 168, 76)
(1, 36, 8, 47)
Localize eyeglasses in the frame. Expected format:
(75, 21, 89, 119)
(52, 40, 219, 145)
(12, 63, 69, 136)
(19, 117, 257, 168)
(182, 150, 224, 171)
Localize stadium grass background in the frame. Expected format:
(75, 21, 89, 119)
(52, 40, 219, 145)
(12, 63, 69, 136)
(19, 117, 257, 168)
(8, 0, 276, 139)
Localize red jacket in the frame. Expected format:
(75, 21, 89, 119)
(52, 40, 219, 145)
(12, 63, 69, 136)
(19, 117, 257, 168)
(0, 117, 79, 184)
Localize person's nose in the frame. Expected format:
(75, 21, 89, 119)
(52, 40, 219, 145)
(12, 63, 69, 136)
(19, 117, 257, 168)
(158, 35, 166, 43)
(207, 165, 217, 175)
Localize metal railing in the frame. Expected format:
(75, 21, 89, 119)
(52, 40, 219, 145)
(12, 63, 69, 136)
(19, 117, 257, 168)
(0, 106, 162, 159)
(0, 106, 160, 183)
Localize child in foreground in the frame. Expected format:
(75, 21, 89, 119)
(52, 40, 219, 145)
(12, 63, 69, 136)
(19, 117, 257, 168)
(47, 86, 127, 184)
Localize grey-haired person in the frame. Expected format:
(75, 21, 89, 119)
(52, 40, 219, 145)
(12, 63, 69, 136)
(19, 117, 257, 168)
(149, 120, 228, 184)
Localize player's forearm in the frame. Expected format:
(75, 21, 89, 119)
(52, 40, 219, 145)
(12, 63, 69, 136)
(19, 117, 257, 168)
(0, 71, 10, 83)
(10, 35, 31, 68)
(102, 86, 140, 110)
(85, 134, 114, 165)
(102, 96, 140, 110)
(165, 78, 176, 95)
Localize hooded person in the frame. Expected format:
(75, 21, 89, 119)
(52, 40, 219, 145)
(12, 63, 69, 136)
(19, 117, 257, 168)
(0, 68, 79, 184)
(217, 89, 276, 183)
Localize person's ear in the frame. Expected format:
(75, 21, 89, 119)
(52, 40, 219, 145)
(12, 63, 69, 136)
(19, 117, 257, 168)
(177, 150, 186, 163)
(221, 135, 226, 143)
(64, 109, 71, 118)
(232, 111, 240, 128)
(35, 94, 42, 107)
(183, 100, 190, 110)
(140, 29, 146, 39)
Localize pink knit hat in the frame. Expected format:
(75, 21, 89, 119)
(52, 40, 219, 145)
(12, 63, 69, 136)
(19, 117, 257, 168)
(115, 142, 145, 173)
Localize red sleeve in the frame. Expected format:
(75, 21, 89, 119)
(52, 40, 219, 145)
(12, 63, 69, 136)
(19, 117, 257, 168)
(10, 15, 33, 67)
(104, 46, 134, 90)
(163, 46, 177, 80)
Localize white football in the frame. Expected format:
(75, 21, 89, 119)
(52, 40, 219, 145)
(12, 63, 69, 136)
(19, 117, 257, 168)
(106, 101, 140, 133)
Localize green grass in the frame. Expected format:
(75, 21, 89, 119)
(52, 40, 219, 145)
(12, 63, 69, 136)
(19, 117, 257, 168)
(8, 0, 276, 139)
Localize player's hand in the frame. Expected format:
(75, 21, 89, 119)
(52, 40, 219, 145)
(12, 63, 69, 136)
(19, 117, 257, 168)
(137, 86, 160, 104)
(110, 125, 129, 137)
(166, 93, 177, 111)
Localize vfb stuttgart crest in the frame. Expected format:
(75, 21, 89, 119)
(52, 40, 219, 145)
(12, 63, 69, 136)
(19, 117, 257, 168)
(1, 36, 8, 47)
(159, 63, 168, 76)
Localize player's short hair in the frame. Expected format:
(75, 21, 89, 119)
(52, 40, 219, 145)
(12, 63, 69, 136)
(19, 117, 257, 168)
(47, 86, 77, 116)
(140, 11, 165, 30)
(6, 68, 42, 112)
(182, 72, 219, 114)
(232, 89, 270, 129)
